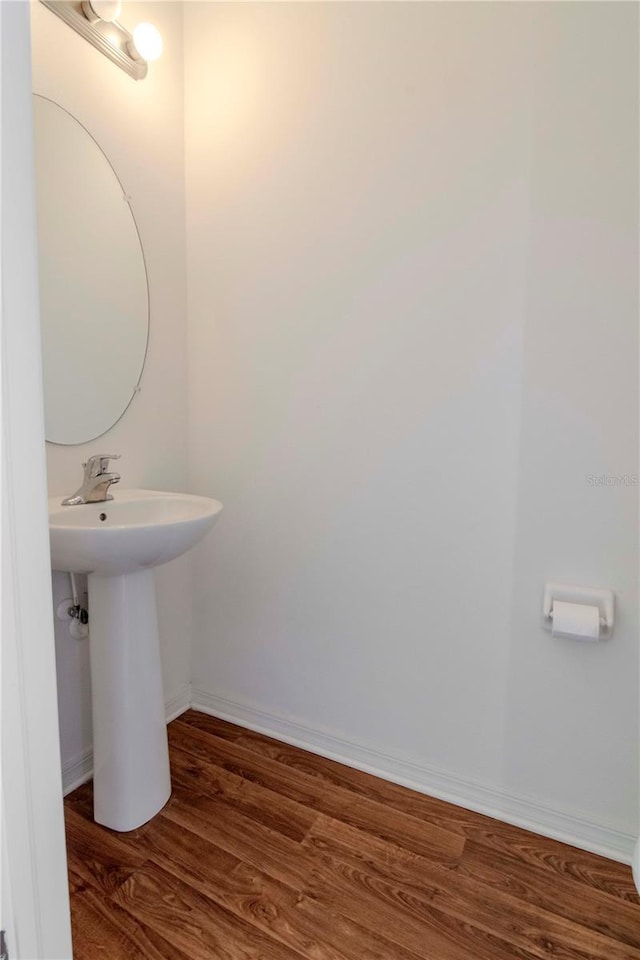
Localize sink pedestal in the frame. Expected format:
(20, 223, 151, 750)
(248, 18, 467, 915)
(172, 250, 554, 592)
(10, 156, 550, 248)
(88, 569, 171, 832)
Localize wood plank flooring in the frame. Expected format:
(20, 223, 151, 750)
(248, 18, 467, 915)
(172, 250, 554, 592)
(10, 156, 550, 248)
(64, 710, 640, 959)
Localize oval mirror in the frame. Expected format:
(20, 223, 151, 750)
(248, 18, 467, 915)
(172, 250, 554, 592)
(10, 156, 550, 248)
(32, 95, 149, 445)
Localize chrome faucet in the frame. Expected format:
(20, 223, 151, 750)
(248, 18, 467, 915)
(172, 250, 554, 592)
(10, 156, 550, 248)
(62, 454, 121, 506)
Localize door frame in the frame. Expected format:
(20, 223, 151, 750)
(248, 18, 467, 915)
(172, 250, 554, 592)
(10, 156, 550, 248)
(1, 2, 73, 956)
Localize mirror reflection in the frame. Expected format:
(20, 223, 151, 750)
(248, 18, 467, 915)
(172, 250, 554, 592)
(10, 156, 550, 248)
(33, 95, 149, 445)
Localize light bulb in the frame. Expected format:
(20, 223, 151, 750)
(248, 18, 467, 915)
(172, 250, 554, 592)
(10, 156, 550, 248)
(131, 22, 163, 62)
(82, 0, 121, 23)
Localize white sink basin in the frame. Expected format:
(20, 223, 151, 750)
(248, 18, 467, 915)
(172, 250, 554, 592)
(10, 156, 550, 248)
(47, 487, 223, 833)
(49, 488, 222, 575)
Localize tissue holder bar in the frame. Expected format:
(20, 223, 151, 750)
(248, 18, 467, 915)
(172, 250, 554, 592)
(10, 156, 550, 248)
(543, 583, 615, 639)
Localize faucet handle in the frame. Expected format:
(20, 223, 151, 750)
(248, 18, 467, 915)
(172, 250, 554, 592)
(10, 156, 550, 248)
(84, 453, 121, 477)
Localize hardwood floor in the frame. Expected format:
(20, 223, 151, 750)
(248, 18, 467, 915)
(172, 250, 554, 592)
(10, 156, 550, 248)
(65, 711, 640, 959)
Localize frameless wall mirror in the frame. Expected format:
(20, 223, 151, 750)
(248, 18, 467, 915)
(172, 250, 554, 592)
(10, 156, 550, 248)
(32, 95, 149, 445)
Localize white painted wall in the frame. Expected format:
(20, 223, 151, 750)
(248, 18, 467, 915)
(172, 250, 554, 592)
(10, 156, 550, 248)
(185, 2, 638, 858)
(30, 0, 190, 780)
(504, 8, 638, 835)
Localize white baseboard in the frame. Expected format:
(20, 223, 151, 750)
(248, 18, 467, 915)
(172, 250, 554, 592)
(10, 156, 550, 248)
(166, 681, 192, 723)
(61, 747, 94, 796)
(61, 682, 192, 795)
(190, 687, 636, 866)
(632, 839, 640, 894)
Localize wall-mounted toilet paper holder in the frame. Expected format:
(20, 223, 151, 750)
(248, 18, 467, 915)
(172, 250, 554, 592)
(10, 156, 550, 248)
(542, 583, 615, 639)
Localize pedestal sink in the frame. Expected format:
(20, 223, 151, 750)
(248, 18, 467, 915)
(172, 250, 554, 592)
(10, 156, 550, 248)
(48, 489, 223, 831)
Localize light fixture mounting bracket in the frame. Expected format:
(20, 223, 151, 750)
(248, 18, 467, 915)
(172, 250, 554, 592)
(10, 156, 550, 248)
(39, 0, 148, 81)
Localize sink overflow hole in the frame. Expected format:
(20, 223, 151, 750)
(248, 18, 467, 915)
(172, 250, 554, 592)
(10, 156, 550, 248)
(99, 512, 107, 521)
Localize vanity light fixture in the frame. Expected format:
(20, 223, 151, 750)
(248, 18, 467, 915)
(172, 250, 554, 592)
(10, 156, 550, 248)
(39, 0, 163, 81)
